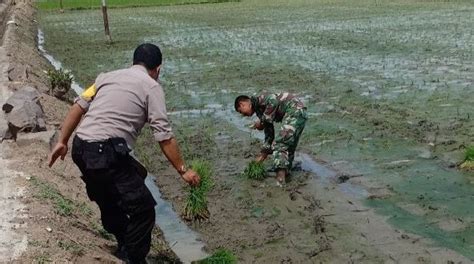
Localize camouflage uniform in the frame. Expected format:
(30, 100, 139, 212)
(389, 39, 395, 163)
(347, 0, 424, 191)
(251, 92, 307, 170)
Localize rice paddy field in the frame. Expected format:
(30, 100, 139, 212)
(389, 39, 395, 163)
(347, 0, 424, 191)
(38, 0, 474, 262)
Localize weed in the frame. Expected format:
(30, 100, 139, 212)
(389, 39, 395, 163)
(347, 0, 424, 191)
(183, 160, 213, 222)
(35, 252, 51, 264)
(242, 161, 266, 180)
(194, 249, 237, 264)
(90, 222, 114, 240)
(30, 177, 75, 216)
(58, 240, 85, 256)
(46, 68, 73, 99)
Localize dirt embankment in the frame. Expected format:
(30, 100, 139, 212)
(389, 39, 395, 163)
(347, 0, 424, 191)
(0, 1, 177, 263)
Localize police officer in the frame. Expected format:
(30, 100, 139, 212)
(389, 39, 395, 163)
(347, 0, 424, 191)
(235, 92, 307, 187)
(48, 43, 200, 264)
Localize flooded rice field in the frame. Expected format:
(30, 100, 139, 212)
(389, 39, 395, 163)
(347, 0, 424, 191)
(39, 0, 473, 262)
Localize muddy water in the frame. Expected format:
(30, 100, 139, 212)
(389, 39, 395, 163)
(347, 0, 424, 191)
(145, 176, 208, 263)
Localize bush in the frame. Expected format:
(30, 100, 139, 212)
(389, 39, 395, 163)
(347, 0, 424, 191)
(46, 68, 73, 99)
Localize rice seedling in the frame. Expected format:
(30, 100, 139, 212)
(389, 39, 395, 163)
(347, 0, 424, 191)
(194, 249, 237, 264)
(183, 159, 213, 222)
(242, 161, 266, 180)
(460, 146, 474, 170)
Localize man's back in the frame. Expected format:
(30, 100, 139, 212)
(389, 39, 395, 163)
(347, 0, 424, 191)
(76, 65, 172, 147)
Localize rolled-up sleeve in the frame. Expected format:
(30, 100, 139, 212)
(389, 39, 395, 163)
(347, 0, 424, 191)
(147, 84, 174, 142)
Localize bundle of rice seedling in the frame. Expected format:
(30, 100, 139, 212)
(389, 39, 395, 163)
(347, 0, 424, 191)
(243, 160, 266, 180)
(183, 160, 213, 222)
(460, 146, 474, 170)
(194, 249, 237, 264)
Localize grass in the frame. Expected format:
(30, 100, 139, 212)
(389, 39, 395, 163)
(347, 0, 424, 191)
(37, 0, 238, 10)
(57, 240, 85, 256)
(194, 249, 237, 264)
(242, 161, 266, 180)
(31, 176, 75, 216)
(30, 177, 94, 217)
(183, 159, 213, 222)
(90, 222, 114, 240)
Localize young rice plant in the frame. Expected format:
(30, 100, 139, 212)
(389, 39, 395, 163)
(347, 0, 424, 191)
(243, 160, 266, 180)
(194, 249, 237, 264)
(460, 146, 474, 170)
(184, 160, 213, 222)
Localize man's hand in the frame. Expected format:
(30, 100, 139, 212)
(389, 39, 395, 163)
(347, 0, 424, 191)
(255, 153, 268, 163)
(48, 142, 68, 167)
(251, 120, 264, 131)
(182, 169, 200, 186)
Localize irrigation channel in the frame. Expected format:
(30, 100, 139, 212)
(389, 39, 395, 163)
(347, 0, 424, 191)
(38, 29, 208, 263)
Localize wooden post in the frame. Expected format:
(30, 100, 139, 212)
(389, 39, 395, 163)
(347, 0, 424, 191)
(101, 0, 112, 42)
(59, 0, 64, 12)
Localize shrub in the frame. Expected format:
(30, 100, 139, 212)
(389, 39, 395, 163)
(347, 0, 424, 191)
(46, 68, 73, 99)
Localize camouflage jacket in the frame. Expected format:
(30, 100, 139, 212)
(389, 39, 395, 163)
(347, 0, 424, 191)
(251, 92, 305, 124)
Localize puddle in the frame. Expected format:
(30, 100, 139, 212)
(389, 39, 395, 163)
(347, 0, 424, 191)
(145, 175, 208, 263)
(37, 29, 83, 95)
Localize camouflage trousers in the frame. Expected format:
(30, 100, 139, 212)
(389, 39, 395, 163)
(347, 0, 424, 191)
(262, 108, 307, 170)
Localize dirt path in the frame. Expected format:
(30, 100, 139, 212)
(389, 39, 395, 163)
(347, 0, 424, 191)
(0, 1, 28, 261)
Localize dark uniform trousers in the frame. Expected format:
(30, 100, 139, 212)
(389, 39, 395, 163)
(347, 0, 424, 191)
(71, 136, 156, 263)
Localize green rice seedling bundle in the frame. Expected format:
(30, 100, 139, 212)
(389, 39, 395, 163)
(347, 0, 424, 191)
(243, 161, 266, 180)
(184, 160, 213, 221)
(194, 249, 237, 264)
(460, 146, 474, 170)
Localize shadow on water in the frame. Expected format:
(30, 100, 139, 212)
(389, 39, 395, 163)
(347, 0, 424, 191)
(145, 176, 208, 263)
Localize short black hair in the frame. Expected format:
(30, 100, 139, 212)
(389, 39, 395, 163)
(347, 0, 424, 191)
(234, 95, 250, 111)
(133, 43, 162, 70)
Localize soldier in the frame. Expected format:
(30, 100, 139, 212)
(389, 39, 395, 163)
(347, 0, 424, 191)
(48, 43, 200, 264)
(235, 92, 307, 187)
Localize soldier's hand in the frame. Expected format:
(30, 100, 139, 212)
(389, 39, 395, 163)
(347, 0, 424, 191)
(252, 121, 264, 130)
(182, 169, 200, 186)
(255, 153, 268, 163)
(48, 142, 68, 167)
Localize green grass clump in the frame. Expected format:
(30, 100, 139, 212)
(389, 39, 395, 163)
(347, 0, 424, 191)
(30, 176, 75, 216)
(460, 146, 474, 170)
(183, 160, 213, 222)
(194, 249, 237, 264)
(242, 161, 266, 180)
